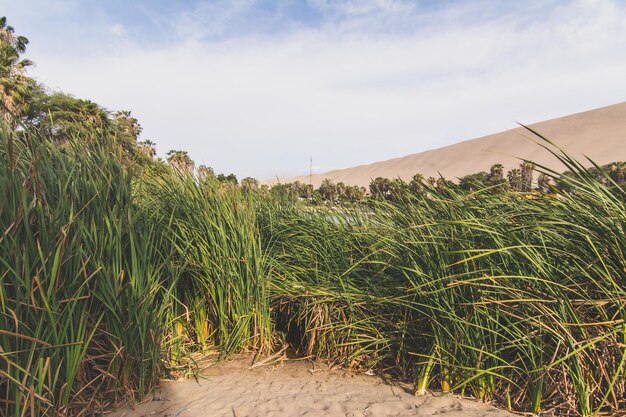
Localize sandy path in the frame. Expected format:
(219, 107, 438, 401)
(110, 357, 514, 417)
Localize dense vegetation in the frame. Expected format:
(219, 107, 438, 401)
(273, 158, 626, 204)
(3, 17, 626, 417)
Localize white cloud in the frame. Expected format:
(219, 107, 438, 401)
(307, 0, 414, 16)
(110, 23, 126, 37)
(173, 0, 259, 40)
(22, 0, 626, 180)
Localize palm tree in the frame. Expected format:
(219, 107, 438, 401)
(344, 185, 366, 202)
(35, 93, 112, 143)
(458, 172, 489, 192)
(291, 181, 313, 199)
(241, 177, 259, 191)
(77, 99, 110, 131)
(138, 140, 157, 159)
(489, 164, 504, 180)
(110, 110, 144, 160)
(216, 173, 237, 185)
(113, 110, 142, 144)
(507, 168, 522, 191)
(336, 182, 347, 201)
(537, 173, 551, 193)
(609, 162, 626, 185)
(369, 177, 391, 199)
(167, 150, 194, 174)
(389, 178, 408, 201)
(520, 162, 534, 192)
(197, 164, 215, 182)
(318, 178, 338, 202)
(409, 173, 426, 195)
(0, 17, 35, 128)
(487, 164, 507, 192)
(303, 183, 314, 199)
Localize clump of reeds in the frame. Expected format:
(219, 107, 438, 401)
(139, 173, 273, 360)
(262, 135, 626, 416)
(260, 202, 398, 367)
(379, 136, 626, 416)
(0, 128, 179, 415)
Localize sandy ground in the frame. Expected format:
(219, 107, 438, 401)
(110, 356, 514, 417)
(270, 101, 626, 187)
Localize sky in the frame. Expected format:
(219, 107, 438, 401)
(2, 0, 626, 180)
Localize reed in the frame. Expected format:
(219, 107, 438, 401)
(139, 173, 273, 360)
(260, 202, 397, 367)
(259, 137, 626, 415)
(2, 125, 626, 416)
(0, 129, 177, 415)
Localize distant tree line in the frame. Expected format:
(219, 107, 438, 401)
(267, 160, 626, 205)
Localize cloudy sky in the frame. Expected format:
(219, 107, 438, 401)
(2, 0, 626, 180)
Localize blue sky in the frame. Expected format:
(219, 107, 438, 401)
(3, 1, 467, 46)
(2, 0, 626, 180)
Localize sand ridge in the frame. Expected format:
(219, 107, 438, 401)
(110, 357, 515, 417)
(271, 101, 626, 188)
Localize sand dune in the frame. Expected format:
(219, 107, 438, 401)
(111, 356, 514, 417)
(276, 102, 626, 188)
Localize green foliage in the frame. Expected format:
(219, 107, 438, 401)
(216, 172, 238, 185)
(0, 16, 36, 127)
(241, 176, 260, 191)
(166, 149, 194, 174)
(259, 140, 626, 415)
(319, 178, 338, 202)
(368, 176, 391, 199)
(139, 173, 273, 358)
(0, 128, 177, 415)
(260, 201, 392, 366)
(32, 92, 112, 140)
(458, 171, 490, 191)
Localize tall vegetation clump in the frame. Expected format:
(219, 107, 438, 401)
(139, 173, 273, 359)
(378, 152, 626, 416)
(0, 129, 179, 415)
(259, 202, 396, 366)
(260, 147, 626, 416)
(0, 124, 274, 415)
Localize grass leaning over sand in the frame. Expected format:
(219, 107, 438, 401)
(1, 127, 626, 416)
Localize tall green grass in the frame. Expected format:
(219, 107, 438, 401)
(256, 138, 626, 415)
(139, 173, 273, 360)
(0, 129, 178, 415)
(260, 203, 398, 367)
(3, 125, 626, 416)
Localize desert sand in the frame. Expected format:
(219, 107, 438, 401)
(110, 356, 514, 417)
(274, 101, 626, 188)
